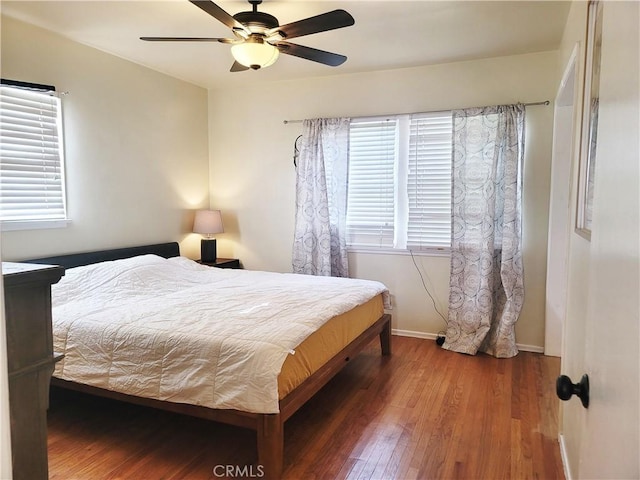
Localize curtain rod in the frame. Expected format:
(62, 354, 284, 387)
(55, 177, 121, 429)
(283, 100, 550, 125)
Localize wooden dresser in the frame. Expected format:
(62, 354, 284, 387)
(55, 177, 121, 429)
(3, 262, 64, 480)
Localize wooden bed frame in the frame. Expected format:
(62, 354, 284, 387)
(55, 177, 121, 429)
(29, 242, 392, 479)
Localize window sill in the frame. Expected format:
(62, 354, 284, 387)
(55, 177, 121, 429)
(1, 219, 71, 232)
(347, 247, 450, 258)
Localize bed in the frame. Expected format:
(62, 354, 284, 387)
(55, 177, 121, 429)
(29, 242, 392, 479)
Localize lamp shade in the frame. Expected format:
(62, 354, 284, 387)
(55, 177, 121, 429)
(231, 39, 279, 70)
(193, 209, 224, 236)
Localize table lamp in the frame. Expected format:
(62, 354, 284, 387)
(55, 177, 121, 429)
(193, 209, 224, 263)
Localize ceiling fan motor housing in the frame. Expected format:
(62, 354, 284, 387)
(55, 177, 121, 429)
(233, 11, 280, 33)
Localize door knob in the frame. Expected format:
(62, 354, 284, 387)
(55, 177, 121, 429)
(556, 374, 589, 408)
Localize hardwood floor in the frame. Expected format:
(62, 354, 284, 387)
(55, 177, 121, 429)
(47, 336, 564, 479)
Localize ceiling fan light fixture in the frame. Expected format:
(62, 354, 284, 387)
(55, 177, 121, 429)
(231, 38, 279, 70)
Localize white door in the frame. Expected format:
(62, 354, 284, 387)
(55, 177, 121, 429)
(545, 44, 578, 357)
(560, 2, 639, 478)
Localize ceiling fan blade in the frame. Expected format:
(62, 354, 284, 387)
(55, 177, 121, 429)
(140, 37, 234, 43)
(230, 61, 250, 72)
(274, 10, 354, 40)
(188, 0, 248, 33)
(276, 42, 347, 67)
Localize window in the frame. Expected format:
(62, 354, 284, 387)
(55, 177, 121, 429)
(346, 117, 397, 248)
(0, 80, 67, 229)
(346, 111, 453, 253)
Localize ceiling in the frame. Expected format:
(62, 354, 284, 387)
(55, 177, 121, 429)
(1, 1, 571, 89)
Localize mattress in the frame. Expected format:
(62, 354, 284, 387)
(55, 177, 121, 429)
(278, 294, 384, 399)
(51, 255, 390, 414)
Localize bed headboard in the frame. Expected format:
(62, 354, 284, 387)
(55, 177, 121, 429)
(26, 242, 180, 269)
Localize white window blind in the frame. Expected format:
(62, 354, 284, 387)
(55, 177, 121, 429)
(407, 112, 453, 249)
(0, 84, 67, 223)
(346, 112, 453, 253)
(346, 118, 397, 248)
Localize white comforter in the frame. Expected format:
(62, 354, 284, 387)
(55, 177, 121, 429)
(52, 255, 389, 414)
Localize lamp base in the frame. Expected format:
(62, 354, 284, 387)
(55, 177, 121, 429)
(201, 239, 217, 263)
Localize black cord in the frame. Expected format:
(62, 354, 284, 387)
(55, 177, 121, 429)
(409, 250, 447, 325)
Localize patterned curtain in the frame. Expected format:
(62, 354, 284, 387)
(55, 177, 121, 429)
(292, 118, 350, 277)
(443, 104, 525, 358)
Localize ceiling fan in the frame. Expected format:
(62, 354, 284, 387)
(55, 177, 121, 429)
(141, 0, 355, 72)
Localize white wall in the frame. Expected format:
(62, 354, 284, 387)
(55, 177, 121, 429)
(208, 51, 559, 348)
(0, 11, 559, 349)
(0, 16, 210, 261)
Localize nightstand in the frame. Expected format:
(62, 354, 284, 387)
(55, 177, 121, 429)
(197, 258, 241, 269)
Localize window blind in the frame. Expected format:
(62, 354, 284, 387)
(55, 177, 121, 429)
(346, 112, 453, 252)
(346, 118, 396, 248)
(407, 112, 453, 249)
(0, 85, 67, 222)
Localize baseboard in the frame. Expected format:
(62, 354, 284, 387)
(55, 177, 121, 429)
(559, 433, 572, 480)
(391, 329, 544, 353)
(392, 329, 439, 340)
(516, 343, 545, 353)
